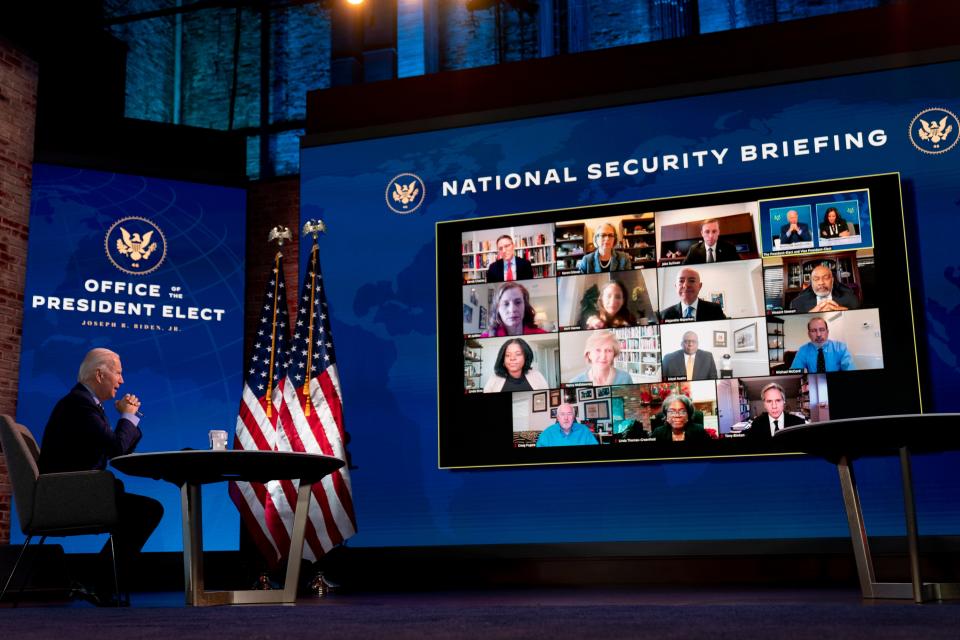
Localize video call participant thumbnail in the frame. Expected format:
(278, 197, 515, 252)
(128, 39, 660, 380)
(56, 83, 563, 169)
(486, 234, 533, 282)
(569, 330, 633, 386)
(483, 338, 549, 393)
(580, 280, 637, 329)
(746, 382, 806, 442)
(536, 403, 599, 447)
(683, 219, 742, 264)
(578, 222, 632, 273)
(661, 330, 718, 381)
(789, 265, 859, 313)
(481, 282, 548, 337)
(659, 267, 726, 322)
(790, 316, 855, 372)
(650, 394, 711, 443)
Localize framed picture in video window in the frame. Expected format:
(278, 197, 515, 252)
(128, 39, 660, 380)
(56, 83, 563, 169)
(578, 388, 594, 402)
(584, 400, 609, 420)
(532, 392, 547, 412)
(734, 323, 757, 353)
(549, 389, 561, 407)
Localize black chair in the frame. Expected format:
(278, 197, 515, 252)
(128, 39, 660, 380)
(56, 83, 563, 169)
(0, 414, 121, 606)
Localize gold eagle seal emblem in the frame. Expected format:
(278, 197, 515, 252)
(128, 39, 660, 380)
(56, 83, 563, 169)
(385, 173, 426, 214)
(909, 107, 959, 155)
(105, 216, 167, 275)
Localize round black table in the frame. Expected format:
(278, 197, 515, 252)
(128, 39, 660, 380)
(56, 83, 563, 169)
(774, 414, 960, 603)
(112, 450, 344, 606)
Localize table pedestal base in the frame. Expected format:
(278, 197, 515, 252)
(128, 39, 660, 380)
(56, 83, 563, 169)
(838, 451, 960, 603)
(181, 481, 313, 606)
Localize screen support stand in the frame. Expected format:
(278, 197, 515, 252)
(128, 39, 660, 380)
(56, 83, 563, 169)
(837, 452, 959, 603)
(181, 480, 314, 606)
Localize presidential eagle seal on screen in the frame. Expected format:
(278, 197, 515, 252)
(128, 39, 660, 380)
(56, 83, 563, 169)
(386, 173, 426, 214)
(105, 216, 167, 275)
(908, 107, 959, 155)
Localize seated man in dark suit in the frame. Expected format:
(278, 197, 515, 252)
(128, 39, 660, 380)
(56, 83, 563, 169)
(779, 209, 812, 244)
(789, 264, 860, 313)
(659, 267, 727, 322)
(661, 330, 718, 380)
(683, 218, 741, 264)
(745, 382, 805, 442)
(486, 234, 533, 282)
(39, 348, 163, 605)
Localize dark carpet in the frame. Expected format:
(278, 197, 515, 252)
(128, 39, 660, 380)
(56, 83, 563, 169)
(1, 590, 959, 639)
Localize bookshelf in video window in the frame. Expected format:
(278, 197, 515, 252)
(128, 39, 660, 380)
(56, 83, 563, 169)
(461, 227, 555, 282)
(799, 378, 811, 418)
(464, 341, 482, 390)
(737, 379, 750, 422)
(767, 316, 785, 369)
(782, 255, 860, 309)
(555, 222, 585, 275)
(620, 214, 657, 268)
(615, 326, 661, 382)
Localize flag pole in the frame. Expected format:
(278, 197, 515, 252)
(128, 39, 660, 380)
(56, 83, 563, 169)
(265, 225, 292, 418)
(300, 219, 327, 416)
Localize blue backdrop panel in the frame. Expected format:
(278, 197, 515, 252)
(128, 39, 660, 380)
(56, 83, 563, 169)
(300, 61, 960, 547)
(15, 165, 246, 552)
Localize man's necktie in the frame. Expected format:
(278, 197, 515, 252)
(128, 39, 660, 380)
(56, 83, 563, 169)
(816, 347, 826, 373)
(684, 306, 694, 319)
(505, 261, 513, 281)
(707, 248, 715, 263)
(774, 418, 780, 432)
(685, 355, 694, 380)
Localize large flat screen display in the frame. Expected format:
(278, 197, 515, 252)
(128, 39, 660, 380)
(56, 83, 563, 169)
(301, 59, 960, 548)
(437, 174, 916, 468)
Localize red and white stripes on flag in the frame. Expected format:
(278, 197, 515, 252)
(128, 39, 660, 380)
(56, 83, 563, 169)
(280, 237, 357, 557)
(228, 251, 299, 566)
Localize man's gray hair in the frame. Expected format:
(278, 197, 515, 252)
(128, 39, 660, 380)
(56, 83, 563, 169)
(760, 382, 786, 402)
(78, 348, 119, 383)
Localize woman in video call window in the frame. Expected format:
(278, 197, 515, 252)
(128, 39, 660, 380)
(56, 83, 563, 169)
(570, 329, 632, 385)
(577, 222, 632, 273)
(481, 282, 548, 337)
(579, 280, 637, 329)
(483, 338, 549, 392)
(651, 394, 709, 443)
(819, 207, 850, 239)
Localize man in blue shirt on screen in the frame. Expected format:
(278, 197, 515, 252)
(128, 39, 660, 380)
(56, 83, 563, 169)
(790, 317, 855, 372)
(536, 403, 599, 447)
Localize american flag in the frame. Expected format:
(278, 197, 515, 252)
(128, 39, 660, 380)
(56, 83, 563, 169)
(279, 237, 357, 558)
(228, 251, 300, 565)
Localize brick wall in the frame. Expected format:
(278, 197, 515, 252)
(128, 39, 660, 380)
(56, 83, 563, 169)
(0, 36, 38, 545)
(244, 177, 301, 364)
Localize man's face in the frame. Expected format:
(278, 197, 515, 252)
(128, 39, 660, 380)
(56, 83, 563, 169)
(92, 355, 124, 401)
(701, 222, 720, 247)
(681, 332, 699, 355)
(557, 405, 575, 431)
(810, 266, 834, 297)
(807, 319, 830, 346)
(497, 237, 515, 261)
(787, 210, 799, 225)
(676, 269, 702, 305)
(763, 388, 785, 419)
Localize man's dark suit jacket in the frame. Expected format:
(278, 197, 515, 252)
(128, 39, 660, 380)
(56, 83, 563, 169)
(745, 411, 806, 442)
(682, 240, 741, 264)
(486, 256, 533, 282)
(780, 222, 812, 244)
(789, 284, 860, 312)
(38, 383, 141, 473)
(659, 299, 727, 322)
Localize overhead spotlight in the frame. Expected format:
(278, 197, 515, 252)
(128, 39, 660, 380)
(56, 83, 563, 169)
(345, 0, 364, 5)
